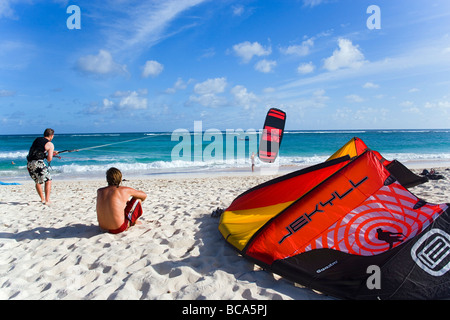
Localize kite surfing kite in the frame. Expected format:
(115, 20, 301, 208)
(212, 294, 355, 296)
(326, 137, 428, 188)
(258, 108, 286, 163)
(218, 138, 450, 299)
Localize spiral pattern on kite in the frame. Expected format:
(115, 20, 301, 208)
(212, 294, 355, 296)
(305, 182, 445, 256)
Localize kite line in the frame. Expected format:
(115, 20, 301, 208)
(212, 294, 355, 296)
(57, 135, 153, 154)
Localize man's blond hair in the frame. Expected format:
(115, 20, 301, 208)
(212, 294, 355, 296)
(106, 167, 122, 187)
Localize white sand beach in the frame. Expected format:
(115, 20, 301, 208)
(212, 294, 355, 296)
(0, 168, 449, 300)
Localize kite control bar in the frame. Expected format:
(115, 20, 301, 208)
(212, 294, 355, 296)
(57, 149, 79, 154)
(53, 149, 79, 159)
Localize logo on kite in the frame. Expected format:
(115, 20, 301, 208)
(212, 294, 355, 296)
(278, 176, 368, 244)
(411, 229, 450, 276)
(375, 228, 405, 249)
(258, 108, 286, 163)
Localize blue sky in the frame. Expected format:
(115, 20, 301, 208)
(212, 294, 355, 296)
(1, 0, 450, 134)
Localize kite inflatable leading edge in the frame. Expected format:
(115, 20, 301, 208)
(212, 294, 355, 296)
(327, 137, 428, 188)
(219, 143, 450, 300)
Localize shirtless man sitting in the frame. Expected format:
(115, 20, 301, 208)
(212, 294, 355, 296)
(96, 167, 147, 234)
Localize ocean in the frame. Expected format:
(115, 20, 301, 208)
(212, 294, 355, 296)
(1, 129, 450, 182)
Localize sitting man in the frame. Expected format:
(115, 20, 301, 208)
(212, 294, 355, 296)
(96, 167, 147, 234)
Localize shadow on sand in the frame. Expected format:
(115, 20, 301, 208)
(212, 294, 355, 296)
(0, 224, 103, 241)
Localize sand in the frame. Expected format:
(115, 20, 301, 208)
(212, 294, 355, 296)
(0, 168, 449, 300)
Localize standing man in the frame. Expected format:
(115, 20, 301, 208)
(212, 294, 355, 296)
(251, 152, 256, 172)
(27, 128, 58, 205)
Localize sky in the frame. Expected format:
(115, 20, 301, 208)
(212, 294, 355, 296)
(1, 0, 450, 134)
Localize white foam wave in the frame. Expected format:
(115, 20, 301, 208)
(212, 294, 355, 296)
(0, 151, 28, 159)
(144, 133, 172, 136)
(383, 152, 450, 161)
(3, 151, 450, 179)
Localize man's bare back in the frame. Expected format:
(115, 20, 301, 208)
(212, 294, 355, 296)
(96, 185, 147, 231)
(96, 167, 147, 233)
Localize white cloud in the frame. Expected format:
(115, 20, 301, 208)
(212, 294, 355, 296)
(231, 85, 258, 109)
(189, 77, 228, 108)
(102, 98, 114, 109)
(142, 60, 164, 78)
(84, 89, 149, 114)
(346, 94, 365, 103)
(113, 88, 148, 97)
(82, 98, 114, 115)
(232, 41, 271, 63)
(332, 107, 352, 121)
(199, 48, 216, 59)
(334, 106, 388, 125)
(165, 77, 193, 93)
(0, 0, 15, 19)
(424, 97, 450, 110)
(0, 40, 34, 70)
(188, 94, 227, 108)
(400, 100, 414, 107)
(0, 89, 15, 97)
(363, 82, 379, 89)
(106, 0, 208, 52)
(303, 0, 327, 7)
(323, 38, 366, 71)
(297, 62, 315, 74)
(255, 59, 277, 73)
(275, 40, 450, 100)
(118, 91, 148, 110)
(77, 50, 127, 76)
(232, 5, 244, 16)
(311, 89, 329, 107)
(406, 107, 422, 114)
(281, 89, 329, 109)
(280, 38, 314, 57)
(194, 77, 227, 95)
(188, 79, 260, 109)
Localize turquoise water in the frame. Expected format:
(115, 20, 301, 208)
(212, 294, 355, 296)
(1, 129, 449, 181)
